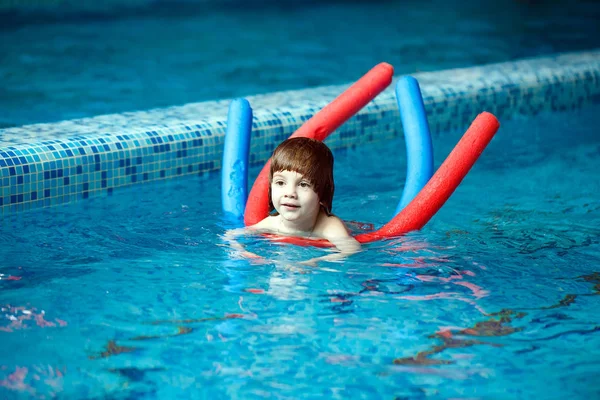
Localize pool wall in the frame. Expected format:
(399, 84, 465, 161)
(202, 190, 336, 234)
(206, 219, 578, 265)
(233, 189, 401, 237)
(1, 50, 599, 215)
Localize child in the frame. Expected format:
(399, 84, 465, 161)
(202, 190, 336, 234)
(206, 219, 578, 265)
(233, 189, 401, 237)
(225, 137, 360, 265)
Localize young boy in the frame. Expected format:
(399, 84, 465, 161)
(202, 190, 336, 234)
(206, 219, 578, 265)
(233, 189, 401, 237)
(225, 137, 361, 265)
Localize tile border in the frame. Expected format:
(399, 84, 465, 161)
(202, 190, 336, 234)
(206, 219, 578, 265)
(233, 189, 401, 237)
(1, 50, 599, 215)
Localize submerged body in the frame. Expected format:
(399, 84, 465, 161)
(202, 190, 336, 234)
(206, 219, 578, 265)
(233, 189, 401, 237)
(225, 138, 360, 264)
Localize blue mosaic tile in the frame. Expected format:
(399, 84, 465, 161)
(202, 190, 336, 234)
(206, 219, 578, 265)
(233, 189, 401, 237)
(1, 50, 599, 215)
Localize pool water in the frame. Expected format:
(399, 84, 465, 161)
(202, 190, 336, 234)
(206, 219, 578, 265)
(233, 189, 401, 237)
(2, 0, 600, 127)
(1, 102, 599, 398)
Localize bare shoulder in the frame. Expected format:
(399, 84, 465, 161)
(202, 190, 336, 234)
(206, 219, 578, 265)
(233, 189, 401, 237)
(313, 211, 351, 239)
(250, 215, 279, 232)
(314, 211, 361, 253)
(224, 216, 278, 239)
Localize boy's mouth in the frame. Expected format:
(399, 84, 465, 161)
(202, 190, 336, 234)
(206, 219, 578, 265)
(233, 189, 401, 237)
(281, 203, 299, 209)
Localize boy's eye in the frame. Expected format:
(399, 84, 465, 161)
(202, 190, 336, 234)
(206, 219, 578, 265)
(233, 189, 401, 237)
(274, 180, 285, 186)
(299, 181, 311, 188)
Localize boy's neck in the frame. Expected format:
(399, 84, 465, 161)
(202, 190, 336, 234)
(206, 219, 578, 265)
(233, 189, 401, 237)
(278, 214, 318, 236)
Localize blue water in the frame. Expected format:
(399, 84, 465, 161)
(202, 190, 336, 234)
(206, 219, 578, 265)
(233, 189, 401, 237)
(1, 0, 600, 128)
(1, 103, 599, 398)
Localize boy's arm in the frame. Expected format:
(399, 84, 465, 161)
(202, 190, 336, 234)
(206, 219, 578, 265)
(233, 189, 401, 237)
(222, 228, 261, 261)
(222, 227, 255, 258)
(300, 216, 361, 266)
(222, 217, 275, 261)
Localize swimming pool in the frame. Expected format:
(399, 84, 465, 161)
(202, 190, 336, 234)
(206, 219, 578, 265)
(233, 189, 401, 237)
(1, 1, 600, 398)
(1, 99, 599, 398)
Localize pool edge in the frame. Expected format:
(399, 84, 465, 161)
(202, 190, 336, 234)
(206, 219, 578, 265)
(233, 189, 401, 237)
(1, 50, 599, 215)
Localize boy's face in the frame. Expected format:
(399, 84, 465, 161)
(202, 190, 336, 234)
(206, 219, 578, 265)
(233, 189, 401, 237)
(271, 170, 320, 224)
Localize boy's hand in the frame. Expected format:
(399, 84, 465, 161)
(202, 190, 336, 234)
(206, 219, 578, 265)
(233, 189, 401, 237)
(299, 259, 318, 268)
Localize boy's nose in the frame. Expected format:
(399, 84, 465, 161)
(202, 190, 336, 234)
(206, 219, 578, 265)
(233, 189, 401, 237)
(284, 186, 297, 198)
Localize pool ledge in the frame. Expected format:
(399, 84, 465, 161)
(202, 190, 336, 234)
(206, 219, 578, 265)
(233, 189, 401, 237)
(1, 49, 599, 214)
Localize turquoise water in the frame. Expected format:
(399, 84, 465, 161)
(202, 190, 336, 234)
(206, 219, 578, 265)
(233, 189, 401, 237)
(1, 0, 600, 127)
(1, 103, 599, 398)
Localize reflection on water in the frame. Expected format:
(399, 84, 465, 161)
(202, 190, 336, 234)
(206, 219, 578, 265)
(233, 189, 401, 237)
(393, 272, 600, 367)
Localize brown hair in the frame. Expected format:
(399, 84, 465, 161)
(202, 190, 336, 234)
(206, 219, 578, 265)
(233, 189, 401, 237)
(268, 137, 334, 215)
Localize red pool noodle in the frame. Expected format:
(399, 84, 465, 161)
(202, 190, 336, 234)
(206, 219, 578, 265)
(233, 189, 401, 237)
(355, 111, 500, 242)
(244, 62, 394, 226)
(262, 112, 500, 247)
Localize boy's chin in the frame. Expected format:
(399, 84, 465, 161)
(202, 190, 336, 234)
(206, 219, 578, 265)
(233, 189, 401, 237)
(278, 213, 307, 224)
(279, 212, 301, 221)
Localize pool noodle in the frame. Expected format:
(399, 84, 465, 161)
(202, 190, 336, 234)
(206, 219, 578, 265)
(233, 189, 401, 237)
(244, 62, 394, 226)
(394, 76, 434, 214)
(355, 111, 499, 242)
(221, 98, 253, 219)
(265, 112, 500, 247)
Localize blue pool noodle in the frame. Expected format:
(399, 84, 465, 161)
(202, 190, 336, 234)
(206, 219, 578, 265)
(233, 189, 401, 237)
(394, 76, 434, 215)
(221, 98, 253, 220)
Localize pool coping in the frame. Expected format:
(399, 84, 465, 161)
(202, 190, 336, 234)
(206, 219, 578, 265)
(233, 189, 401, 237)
(1, 49, 599, 215)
